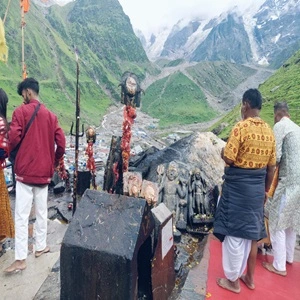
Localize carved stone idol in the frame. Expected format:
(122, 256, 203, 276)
(176, 168, 189, 231)
(159, 161, 180, 232)
(140, 180, 158, 207)
(189, 168, 207, 219)
(123, 172, 142, 198)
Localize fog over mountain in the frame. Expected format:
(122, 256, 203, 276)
(136, 0, 300, 68)
(33, 0, 300, 68)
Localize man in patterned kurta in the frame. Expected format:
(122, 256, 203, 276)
(214, 89, 276, 293)
(263, 102, 300, 276)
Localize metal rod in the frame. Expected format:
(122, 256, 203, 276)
(73, 58, 80, 215)
(70, 54, 84, 215)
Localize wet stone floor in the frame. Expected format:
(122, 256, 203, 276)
(3, 188, 207, 300)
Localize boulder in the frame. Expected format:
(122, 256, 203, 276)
(130, 132, 225, 188)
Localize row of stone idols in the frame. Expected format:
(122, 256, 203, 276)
(123, 161, 217, 232)
(123, 172, 158, 206)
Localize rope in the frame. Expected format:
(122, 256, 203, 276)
(3, 0, 12, 25)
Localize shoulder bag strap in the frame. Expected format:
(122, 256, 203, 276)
(24, 102, 41, 133)
(15, 102, 41, 147)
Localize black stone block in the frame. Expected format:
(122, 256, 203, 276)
(77, 171, 91, 196)
(60, 190, 155, 300)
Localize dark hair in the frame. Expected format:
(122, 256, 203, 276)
(274, 101, 289, 113)
(17, 77, 39, 96)
(242, 88, 262, 110)
(0, 88, 8, 119)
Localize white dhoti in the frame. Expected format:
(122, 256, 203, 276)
(15, 181, 48, 260)
(270, 193, 297, 271)
(270, 227, 296, 271)
(222, 236, 251, 281)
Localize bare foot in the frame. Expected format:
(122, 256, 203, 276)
(35, 246, 50, 258)
(4, 260, 26, 274)
(240, 274, 255, 290)
(216, 278, 240, 293)
(262, 262, 287, 276)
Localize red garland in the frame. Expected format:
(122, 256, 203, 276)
(121, 105, 136, 172)
(57, 156, 68, 180)
(85, 142, 96, 172)
(85, 141, 97, 190)
(112, 161, 119, 190)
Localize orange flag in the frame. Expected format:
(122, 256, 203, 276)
(20, 0, 30, 13)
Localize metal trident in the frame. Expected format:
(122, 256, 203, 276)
(70, 51, 84, 215)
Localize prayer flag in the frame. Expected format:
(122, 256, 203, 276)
(21, 0, 30, 13)
(0, 18, 8, 62)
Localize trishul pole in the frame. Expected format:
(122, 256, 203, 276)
(70, 53, 84, 215)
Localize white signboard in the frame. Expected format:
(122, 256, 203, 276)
(161, 218, 173, 259)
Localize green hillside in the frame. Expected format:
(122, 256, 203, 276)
(141, 71, 217, 127)
(141, 61, 259, 128)
(210, 49, 300, 139)
(155, 58, 185, 68)
(0, 0, 155, 131)
(186, 61, 256, 97)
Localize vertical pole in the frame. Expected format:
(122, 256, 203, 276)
(21, 2, 26, 79)
(3, 0, 12, 25)
(72, 57, 80, 215)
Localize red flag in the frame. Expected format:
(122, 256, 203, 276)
(20, 0, 30, 13)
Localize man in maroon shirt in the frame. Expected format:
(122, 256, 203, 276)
(5, 78, 65, 273)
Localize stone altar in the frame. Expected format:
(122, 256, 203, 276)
(60, 190, 175, 300)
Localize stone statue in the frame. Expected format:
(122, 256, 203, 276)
(159, 161, 180, 231)
(189, 168, 207, 219)
(123, 172, 142, 198)
(176, 168, 189, 230)
(140, 180, 158, 207)
(177, 168, 189, 202)
(119, 72, 143, 108)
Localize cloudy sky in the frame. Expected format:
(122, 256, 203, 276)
(118, 0, 265, 35)
(56, 0, 266, 34)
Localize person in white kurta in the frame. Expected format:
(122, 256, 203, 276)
(264, 102, 300, 276)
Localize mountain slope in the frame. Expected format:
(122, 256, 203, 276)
(185, 61, 257, 103)
(0, 0, 153, 130)
(191, 13, 252, 64)
(142, 0, 300, 67)
(210, 49, 300, 139)
(141, 71, 217, 128)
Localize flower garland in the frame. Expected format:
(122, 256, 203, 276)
(121, 105, 136, 172)
(85, 141, 97, 190)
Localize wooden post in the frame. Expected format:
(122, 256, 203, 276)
(21, 2, 26, 79)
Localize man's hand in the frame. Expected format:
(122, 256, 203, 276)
(54, 159, 59, 169)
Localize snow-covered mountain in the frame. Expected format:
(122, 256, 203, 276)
(140, 0, 300, 68)
(32, 0, 74, 7)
